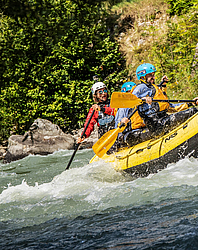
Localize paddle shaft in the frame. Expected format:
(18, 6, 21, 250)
(152, 99, 195, 103)
(92, 108, 138, 158)
(116, 98, 195, 129)
(118, 108, 138, 129)
(66, 109, 95, 170)
(110, 91, 197, 109)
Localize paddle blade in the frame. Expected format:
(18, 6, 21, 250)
(110, 92, 143, 108)
(92, 128, 120, 158)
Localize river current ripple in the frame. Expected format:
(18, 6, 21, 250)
(1, 149, 198, 249)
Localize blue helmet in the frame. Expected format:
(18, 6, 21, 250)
(121, 81, 136, 92)
(136, 63, 156, 80)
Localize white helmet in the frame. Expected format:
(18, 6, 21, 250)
(91, 82, 107, 94)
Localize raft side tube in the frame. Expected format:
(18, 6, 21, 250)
(90, 113, 198, 176)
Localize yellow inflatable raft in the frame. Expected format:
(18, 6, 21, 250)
(90, 113, 198, 177)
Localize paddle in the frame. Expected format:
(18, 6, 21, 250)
(110, 92, 196, 108)
(92, 108, 138, 158)
(66, 110, 95, 170)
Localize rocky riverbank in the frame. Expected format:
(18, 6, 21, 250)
(2, 118, 98, 163)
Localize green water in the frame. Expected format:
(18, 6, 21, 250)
(1, 149, 198, 249)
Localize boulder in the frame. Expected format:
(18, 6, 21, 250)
(4, 118, 75, 163)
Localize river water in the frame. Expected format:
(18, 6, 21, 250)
(1, 149, 198, 249)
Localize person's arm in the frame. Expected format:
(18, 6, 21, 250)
(77, 108, 98, 143)
(114, 108, 129, 128)
(157, 76, 169, 96)
(118, 108, 137, 130)
(83, 108, 98, 138)
(132, 84, 153, 99)
(91, 102, 115, 116)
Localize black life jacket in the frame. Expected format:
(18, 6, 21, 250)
(137, 83, 169, 121)
(98, 99, 115, 138)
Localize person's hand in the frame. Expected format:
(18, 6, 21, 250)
(142, 96, 152, 105)
(193, 97, 198, 106)
(77, 136, 85, 144)
(161, 75, 169, 83)
(91, 104, 100, 111)
(121, 117, 130, 125)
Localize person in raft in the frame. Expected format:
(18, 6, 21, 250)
(106, 81, 137, 153)
(117, 63, 198, 147)
(114, 81, 137, 128)
(77, 81, 116, 143)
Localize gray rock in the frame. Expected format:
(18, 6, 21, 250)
(4, 118, 75, 163)
(72, 124, 98, 149)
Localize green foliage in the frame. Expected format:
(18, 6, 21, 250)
(2, 0, 197, 145)
(166, 0, 195, 16)
(0, 0, 126, 142)
(150, 2, 198, 98)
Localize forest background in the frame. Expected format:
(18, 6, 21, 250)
(0, 0, 198, 144)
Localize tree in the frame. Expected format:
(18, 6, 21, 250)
(0, 0, 126, 141)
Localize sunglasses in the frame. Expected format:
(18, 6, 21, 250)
(98, 89, 108, 94)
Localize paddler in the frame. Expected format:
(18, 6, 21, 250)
(114, 81, 136, 128)
(77, 81, 116, 143)
(118, 63, 198, 145)
(107, 81, 137, 153)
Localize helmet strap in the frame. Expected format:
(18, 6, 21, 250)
(140, 78, 147, 84)
(140, 77, 153, 85)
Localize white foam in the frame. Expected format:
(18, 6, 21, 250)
(1, 155, 198, 225)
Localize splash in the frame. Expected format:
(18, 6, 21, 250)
(0, 150, 198, 227)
